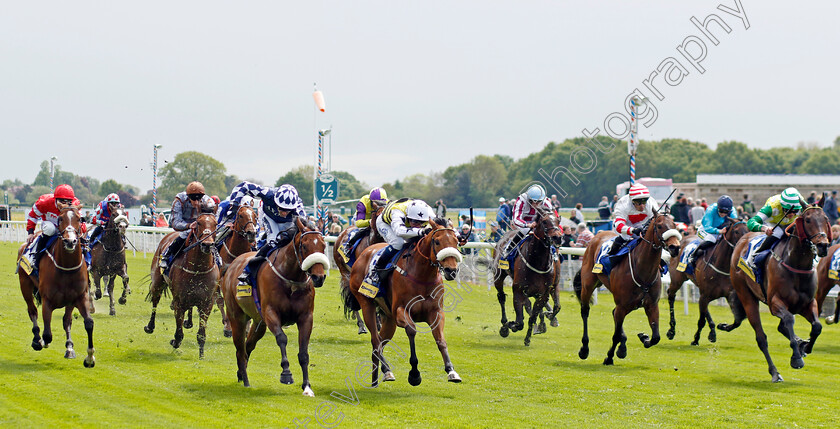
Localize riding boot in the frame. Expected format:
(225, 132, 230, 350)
(607, 236, 628, 256)
(690, 240, 715, 266)
(503, 233, 525, 259)
(368, 245, 399, 287)
(238, 244, 272, 284)
(90, 225, 103, 245)
(28, 233, 50, 267)
(160, 236, 186, 271)
(747, 234, 779, 268)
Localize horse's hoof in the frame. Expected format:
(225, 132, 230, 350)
(524, 337, 531, 347)
(534, 322, 546, 335)
(144, 325, 154, 334)
(118, 297, 127, 305)
(616, 344, 627, 359)
(826, 316, 836, 325)
(64, 349, 76, 359)
(383, 371, 396, 382)
(31, 340, 43, 351)
(666, 328, 675, 340)
(280, 371, 294, 385)
(790, 356, 804, 369)
(638, 333, 651, 347)
(550, 318, 559, 328)
(499, 325, 509, 338)
(690, 340, 699, 346)
(708, 331, 717, 343)
(447, 370, 462, 383)
(109, 308, 116, 316)
(603, 357, 614, 366)
(408, 369, 422, 386)
(237, 371, 244, 382)
(717, 323, 732, 332)
(170, 339, 181, 349)
(797, 340, 810, 357)
(358, 326, 368, 335)
(223, 329, 233, 338)
(95, 289, 102, 300)
(772, 373, 784, 383)
(103, 290, 110, 298)
(183, 320, 193, 329)
(578, 347, 589, 360)
(302, 386, 315, 397)
(83, 357, 95, 368)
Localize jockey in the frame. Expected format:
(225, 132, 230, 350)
(688, 195, 737, 266)
(24, 184, 85, 266)
(745, 187, 806, 269)
(608, 184, 659, 256)
(220, 181, 306, 284)
(363, 199, 435, 288)
(89, 193, 121, 245)
(502, 184, 553, 257)
(343, 187, 389, 254)
(158, 182, 217, 271)
(215, 195, 255, 245)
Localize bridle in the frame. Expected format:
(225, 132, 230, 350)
(268, 228, 325, 289)
(50, 208, 84, 271)
(785, 206, 829, 243)
(413, 227, 456, 270)
(701, 220, 746, 277)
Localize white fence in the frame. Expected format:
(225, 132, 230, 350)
(0, 221, 173, 257)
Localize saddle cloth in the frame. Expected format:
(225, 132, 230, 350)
(737, 235, 771, 285)
(497, 236, 529, 270)
(592, 237, 638, 275)
(829, 247, 840, 281)
(359, 246, 404, 299)
(676, 239, 702, 275)
(19, 235, 60, 276)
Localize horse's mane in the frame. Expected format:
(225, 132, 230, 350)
(432, 217, 449, 227)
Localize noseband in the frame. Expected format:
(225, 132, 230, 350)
(414, 227, 456, 270)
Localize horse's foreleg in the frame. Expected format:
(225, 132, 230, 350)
(183, 307, 194, 330)
(63, 306, 75, 359)
(800, 300, 822, 355)
(170, 304, 185, 349)
(197, 301, 212, 359)
(524, 292, 550, 346)
(297, 312, 315, 397)
(108, 276, 116, 316)
(692, 296, 711, 346)
(76, 297, 95, 368)
(118, 266, 130, 305)
(743, 295, 781, 382)
(102, 274, 111, 298)
(405, 323, 421, 386)
(429, 310, 460, 382)
(549, 281, 561, 327)
(769, 298, 804, 370)
(92, 273, 103, 300)
(604, 307, 628, 365)
(495, 279, 510, 337)
(264, 309, 293, 385)
(638, 295, 660, 349)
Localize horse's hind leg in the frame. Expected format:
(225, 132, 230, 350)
(666, 279, 683, 340)
(297, 312, 315, 396)
(524, 292, 550, 346)
(743, 296, 782, 382)
(354, 311, 367, 335)
(377, 315, 397, 381)
(692, 296, 711, 346)
(21, 279, 43, 350)
(215, 290, 232, 338)
(718, 290, 745, 332)
(604, 306, 628, 365)
(170, 304, 185, 349)
(41, 300, 54, 348)
(108, 276, 117, 316)
(63, 306, 75, 359)
(576, 270, 595, 360)
(75, 296, 95, 368)
(144, 279, 162, 334)
(184, 308, 194, 330)
(509, 287, 526, 332)
(232, 316, 251, 386)
(495, 274, 510, 337)
(638, 294, 661, 349)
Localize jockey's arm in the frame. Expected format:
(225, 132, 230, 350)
(354, 201, 370, 228)
(511, 199, 529, 229)
(170, 198, 191, 231)
(747, 206, 772, 232)
(391, 211, 423, 239)
(700, 208, 719, 234)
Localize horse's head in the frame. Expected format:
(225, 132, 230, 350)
(422, 218, 462, 281)
(235, 205, 258, 245)
(193, 213, 217, 253)
(534, 211, 563, 247)
(795, 200, 831, 257)
(58, 207, 81, 252)
(294, 217, 329, 288)
(112, 208, 129, 237)
(644, 212, 681, 258)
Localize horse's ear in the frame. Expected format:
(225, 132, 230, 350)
(819, 192, 826, 208)
(295, 216, 306, 231)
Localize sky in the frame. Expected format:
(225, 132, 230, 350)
(1, 1, 838, 193)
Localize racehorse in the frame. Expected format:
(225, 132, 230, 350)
(574, 211, 681, 365)
(343, 218, 463, 387)
(89, 208, 131, 316)
(144, 213, 220, 358)
(816, 243, 840, 325)
(17, 207, 96, 367)
(665, 218, 749, 345)
(184, 205, 257, 337)
(726, 201, 830, 382)
(220, 217, 328, 396)
(333, 207, 384, 334)
(492, 211, 563, 346)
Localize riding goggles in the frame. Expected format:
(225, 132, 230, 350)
(188, 193, 204, 201)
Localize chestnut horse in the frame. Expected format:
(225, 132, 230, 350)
(220, 218, 328, 396)
(726, 202, 830, 382)
(574, 212, 681, 365)
(144, 213, 219, 358)
(17, 207, 96, 367)
(665, 218, 749, 345)
(89, 208, 130, 316)
(492, 212, 563, 346)
(343, 218, 463, 387)
(815, 243, 840, 325)
(333, 207, 384, 334)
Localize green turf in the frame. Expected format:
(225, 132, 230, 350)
(0, 241, 837, 428)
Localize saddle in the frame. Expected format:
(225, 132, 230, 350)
(592, 237, 639, 275)
(18, 235, 60, 278)
(676, 239, 702, 275)
(736, 235, 776, 301)
(829, 247, 840, 281)
(340, 228, 368, 267)
(359, 246, 407, 299)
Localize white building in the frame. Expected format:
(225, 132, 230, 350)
(674, 174, 840, 208)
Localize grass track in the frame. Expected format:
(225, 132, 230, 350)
(0, 241, 838, 428)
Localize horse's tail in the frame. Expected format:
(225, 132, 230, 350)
(340, 278, 361, 319)
(142, 273, 171, 302)
(727, 290, 745, 321)
(573, 270, 583, 302)
(33, 283, 42, 305)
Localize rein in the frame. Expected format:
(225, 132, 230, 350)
(46, 249, 85, 272)
(267, 229, 323, 289)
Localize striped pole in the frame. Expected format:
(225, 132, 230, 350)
(629, 98, 639, 186)
(151, 144, 162, 215)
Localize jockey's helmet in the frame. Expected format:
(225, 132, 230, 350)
(105, 193, 121, 205)
(211, 195, 221, 205)
(186, 181, 205, 196)
(274, 184, 300, 210)
(717, 195, 733, 213)
(526, 185, 546, 202)
(780, 188, 802, 211)
(54, 184, 76, 201)
(369, 187, 388, 205)
(405, 200, 433, 223)
(629, 184, 651, 201)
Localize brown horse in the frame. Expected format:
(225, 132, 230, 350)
(144, 213, 220, 358)
(333, 207, 384, 334)
(727, 202, 830, 382)
(815, 243, 840, 325)
(220, 218, 328, 396)
(574, 212, 681, 365)
(89, 208, 130, 316)
(492, 212, 563, 346)
(17, 207, 96, 367)
(343, 218, 463, 387)
(665, 218, 749, 345)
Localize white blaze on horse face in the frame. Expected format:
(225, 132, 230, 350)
(436, 247, 463, 264)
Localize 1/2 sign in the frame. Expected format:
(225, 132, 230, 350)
(316, 174, 339, 205)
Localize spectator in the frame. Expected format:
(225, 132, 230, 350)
(689, 200, 705, 225)
(574, 222, 594, 248)
(597, 196, 611, 220)
(569, 209, 581, 224)
(434, 199, 447, 218)
(807, 191, 817, 205)
(458, 224, 476, 254)
(496, 197, 512, 231)
(550, 194, 561, 212)
(327, 214, 343, 236)
(700, 198, 708, 210)
(671, 196, 689, 224)
(685, 222, 698, 236)
(460, 214, 472, 227)
(824, 191, 839, 225)
(573, 203, 584, 223)
(610, 195, 619, 212)
(831, 225, 840, 246)
(741, 194, 756, 216)
(154, 213, 168, 228)
(140, 214, 154, 226)
(487, 221, 503, 243)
